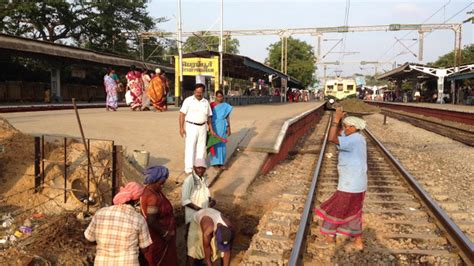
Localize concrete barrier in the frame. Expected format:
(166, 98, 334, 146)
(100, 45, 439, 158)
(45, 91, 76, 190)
(260, 104, 325, 174)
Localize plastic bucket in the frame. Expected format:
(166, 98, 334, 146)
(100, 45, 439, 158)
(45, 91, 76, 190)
(133, 150, 150, 169)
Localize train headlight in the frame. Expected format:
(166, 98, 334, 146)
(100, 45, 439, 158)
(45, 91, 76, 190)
(328, 98, 335, 104)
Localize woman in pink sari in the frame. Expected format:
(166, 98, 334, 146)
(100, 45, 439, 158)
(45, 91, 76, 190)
(104, 68, 118, 111)
(126, 65, 144, 111)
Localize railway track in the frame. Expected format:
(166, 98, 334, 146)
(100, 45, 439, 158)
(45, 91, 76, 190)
(289, 120, 474, 265)
(364, 101, 474, 126)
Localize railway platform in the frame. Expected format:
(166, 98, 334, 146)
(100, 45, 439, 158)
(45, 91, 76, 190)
(1, 101, 325, 188)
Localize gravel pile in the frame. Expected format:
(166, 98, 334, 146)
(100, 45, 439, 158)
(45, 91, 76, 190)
(333, 99, 380, 114)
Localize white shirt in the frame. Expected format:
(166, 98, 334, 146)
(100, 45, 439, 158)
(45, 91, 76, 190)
(182, 173, 211, 224)
(180, 96, 212, 124)
(194, 208, 227, 230)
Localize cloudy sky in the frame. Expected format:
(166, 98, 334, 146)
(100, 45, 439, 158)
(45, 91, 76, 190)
(148, 0, 473, 77)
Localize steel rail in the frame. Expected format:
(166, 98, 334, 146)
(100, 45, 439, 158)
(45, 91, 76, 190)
(364, 101, 474, 126)
(288, 116, 331, 265)
(365, 128, 474, 265)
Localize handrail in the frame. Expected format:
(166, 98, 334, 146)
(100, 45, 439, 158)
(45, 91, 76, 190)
(365, 128, 474, 265)
(288, 116, 331, 265)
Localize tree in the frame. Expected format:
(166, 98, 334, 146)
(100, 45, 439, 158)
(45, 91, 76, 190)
(0, 1, 84, 43)
(79, 0, 160, 57)
(430, 44, 474, 67)
(183, 32, 239, 54)
(0, 0, 170, 59)
(265, 37, 316, 88)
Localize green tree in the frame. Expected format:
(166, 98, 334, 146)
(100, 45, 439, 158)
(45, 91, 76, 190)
(183, 32, 240, 54)
(265, 37, 316, 88)
(79, 0, 160, 57)
(0, 0, 170, 59)
(430, 44, 474, 67)
(0, 1, 84, 42)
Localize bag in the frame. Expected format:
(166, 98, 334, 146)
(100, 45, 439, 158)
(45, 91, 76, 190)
(125, 90, 133, 105)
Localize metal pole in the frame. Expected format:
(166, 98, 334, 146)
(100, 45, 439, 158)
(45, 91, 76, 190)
(112, 144, 117, 204)
(72, 98, 97, 210)
(41, 135, 45, 186)
(418, 31, 424, 61)
(64, 137, 67, 203)
(280, 37, 284, 72)
(177, 0, 184, 105)
(219, 0, 224, 88)
(454, 25, 462, 67)
(87, 139, 90, 213)
(34, 137, 41, 193)
(285, 37, 288, 74)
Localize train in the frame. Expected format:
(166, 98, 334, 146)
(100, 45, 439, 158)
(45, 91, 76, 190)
(323, 78, 357, 104)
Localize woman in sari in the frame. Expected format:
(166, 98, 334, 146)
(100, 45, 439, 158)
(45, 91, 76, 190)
(147, 68, 169, 112)
(313, 107, 367, 251)
(140, 166, 178, 266)
(103, 68, 118, 111)
(126, 65, 144, 111)
(209, 90, 233, 170)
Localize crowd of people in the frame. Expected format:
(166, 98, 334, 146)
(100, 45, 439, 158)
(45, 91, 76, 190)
(86, 82, 235, 265)
(91, 66, 370, 264)
(103, 65, 170, 112)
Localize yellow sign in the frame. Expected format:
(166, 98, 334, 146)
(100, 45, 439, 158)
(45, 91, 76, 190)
(181, 57, 219, 76)
(175, 56, 220, 97)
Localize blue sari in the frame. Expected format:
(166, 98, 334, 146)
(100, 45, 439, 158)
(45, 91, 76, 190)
(210, 102, 233, 166)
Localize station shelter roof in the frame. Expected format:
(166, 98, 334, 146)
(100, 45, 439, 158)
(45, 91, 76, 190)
(447, 70, 474, 81)
(376, 62, 436, 81)
(0, 33, 173, 73)
(182, 50, 303, 89)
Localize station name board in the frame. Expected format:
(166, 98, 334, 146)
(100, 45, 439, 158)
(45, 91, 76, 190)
(176, 57, 219, 77)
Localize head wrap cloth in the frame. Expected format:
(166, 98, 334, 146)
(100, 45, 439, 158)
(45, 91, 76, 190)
(113, 182, 144, 205)
(342, 116, 366, 130)
(143, 166, 169, 185)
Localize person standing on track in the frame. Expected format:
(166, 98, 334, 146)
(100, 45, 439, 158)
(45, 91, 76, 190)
(313, 107, 368, 251)
(179, 83, 216, 174)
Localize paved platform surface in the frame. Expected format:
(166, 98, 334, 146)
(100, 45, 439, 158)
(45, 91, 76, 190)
(368, 101, 474, 113)
(2, 102, 323, 182)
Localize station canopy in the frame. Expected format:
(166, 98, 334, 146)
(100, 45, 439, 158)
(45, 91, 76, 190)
(447, 69, 474, 81)
(376, 62, 436, 81)
(0, 33, 173, 72)
(182, 50, 303, 89)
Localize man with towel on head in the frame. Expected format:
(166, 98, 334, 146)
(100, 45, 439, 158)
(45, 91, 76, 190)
(85, 182, 152, 266)
(181, 158, 217, 263)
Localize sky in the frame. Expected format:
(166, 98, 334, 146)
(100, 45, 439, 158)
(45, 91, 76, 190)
(148, 0, 473, 78)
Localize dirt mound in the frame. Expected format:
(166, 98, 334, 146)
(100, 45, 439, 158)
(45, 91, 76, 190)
(0, 116, 34, 198)
(333, 98, 380, 114)
(0, 213, 95, 265)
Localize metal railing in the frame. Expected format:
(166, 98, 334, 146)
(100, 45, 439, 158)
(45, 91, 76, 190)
(288, 117, 331, 265)
(223, 95, 283, 106)
(288, 124, 474, 265)
(364, 128, 474, 264)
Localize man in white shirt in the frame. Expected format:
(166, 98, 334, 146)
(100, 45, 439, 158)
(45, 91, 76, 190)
(179, 83, 216, 174)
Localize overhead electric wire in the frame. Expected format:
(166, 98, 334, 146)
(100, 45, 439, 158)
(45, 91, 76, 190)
(388, 1, 473, 62)
(378, 0, 452, 61)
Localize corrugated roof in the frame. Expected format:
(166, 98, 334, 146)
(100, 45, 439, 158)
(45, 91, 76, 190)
(182, 50, 303, 88)
(0, 33, 173, 72)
